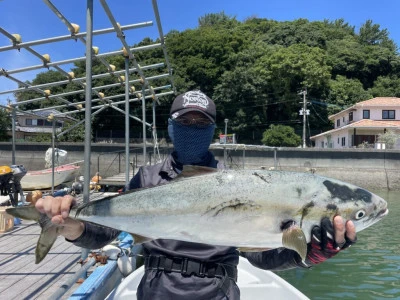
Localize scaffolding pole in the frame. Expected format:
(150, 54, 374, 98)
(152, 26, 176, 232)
(0, 63, 164, 96)
(0, 22, 153, 52)
(125, 57, 130, 185)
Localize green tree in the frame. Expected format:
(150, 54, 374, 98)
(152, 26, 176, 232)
(377, 130, 400, 149)
(57, 121, 86, 142)
(256, 43, 331, 92)
(368, 76, 400, 97)
(261, 124, 302, 147)
(327, 75, 372, 115)
(359, 20, 395, 50)
(0, 108, 11, 141)
(15, 70, 70, 110)
(13, 16, 400, 145)
(26, 133, 51, 143)
(214, 42, 270, 142)
(198, 12, 238, 28)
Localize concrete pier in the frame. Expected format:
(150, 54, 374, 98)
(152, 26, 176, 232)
(0, 142, 399, 191)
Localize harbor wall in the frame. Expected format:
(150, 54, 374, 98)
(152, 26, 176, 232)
(0, 142, 399, 191)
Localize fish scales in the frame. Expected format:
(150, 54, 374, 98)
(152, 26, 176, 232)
(6, 166, 388, 264)
(72, 169, 386, 248)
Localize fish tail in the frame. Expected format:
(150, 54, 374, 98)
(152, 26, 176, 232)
(6, 206, 60, 264)
(6, 205, 41, 221)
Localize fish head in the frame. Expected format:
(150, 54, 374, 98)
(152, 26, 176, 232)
(321, 179, 388, 233)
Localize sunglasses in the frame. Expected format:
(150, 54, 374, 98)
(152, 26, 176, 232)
(174, 116, 214, 127)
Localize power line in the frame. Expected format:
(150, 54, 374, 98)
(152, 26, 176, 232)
(309, 103, 332, 124)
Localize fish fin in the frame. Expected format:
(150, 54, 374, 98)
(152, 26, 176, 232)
(35, 220, 61, 264)
(132, 233, 152, 244)
(6, 205, 41, 221)
(180, 165, 218, 178)
(282, 224, 308, 262)
(238, 247, 272, 252)
(6, 206, 60, 264)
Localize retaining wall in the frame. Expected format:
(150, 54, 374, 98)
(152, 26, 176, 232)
(0, 142, 399, 191)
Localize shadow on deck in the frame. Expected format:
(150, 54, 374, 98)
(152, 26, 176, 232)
(0, 220, 83, 299)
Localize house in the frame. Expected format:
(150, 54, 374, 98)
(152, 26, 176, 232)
(310, 97, 400, 149)
(9, 109, 76, 141)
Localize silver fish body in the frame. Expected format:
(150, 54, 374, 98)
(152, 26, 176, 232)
(73, 167, 388, 249)
(7, 166, 388, 264)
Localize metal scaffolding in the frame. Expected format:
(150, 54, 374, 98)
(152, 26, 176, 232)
(0, 0, 175, 195)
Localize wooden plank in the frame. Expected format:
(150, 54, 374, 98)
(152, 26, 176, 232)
(0, 221, 38, 244)
(0, 226, 39, 265)
(0, 236, 69, 283)
(99, 171, 134, 186)
(0, 222, 41, 275)
(0, 237, 74, 290)
(12, 245, 81, 299)
(0, 219, 85, 300)
(0, 241, 81, 298)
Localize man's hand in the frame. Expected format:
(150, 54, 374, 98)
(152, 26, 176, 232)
(35, 195, 85, 240)
(305, 215, 357, 265)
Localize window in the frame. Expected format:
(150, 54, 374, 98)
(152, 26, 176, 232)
(343, 117, 345, 122)
(337, 137, 339, 144)
(336, 119, 340, 127)
(25, 119, 32, 125)
(349, 112, 353, 122)
(321, 142, 324, 148)
(363, 110, 370, 119)
(37, 119, 44, 126)
(382, 110, 395, 119)
(341, 137, 345, 146)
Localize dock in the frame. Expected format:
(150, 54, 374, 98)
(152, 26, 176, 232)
(0, 220, 83, 299)
(99, 171, 135, 186)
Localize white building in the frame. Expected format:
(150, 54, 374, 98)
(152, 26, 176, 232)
(310, 97, 400, 149)
(8, 109, 76, 141)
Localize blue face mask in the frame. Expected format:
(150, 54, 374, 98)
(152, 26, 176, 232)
(168, 118, 216, 165)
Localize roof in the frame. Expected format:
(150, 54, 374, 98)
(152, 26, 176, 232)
(328, 97, 400, 120)
(15, 126, 62, 133)
(16, 109, 77, 121)
(310, 119, 400, 140)
(356, 97, 400, 107)
(351, 119, 400, 127)
(31, 109, 62, 118)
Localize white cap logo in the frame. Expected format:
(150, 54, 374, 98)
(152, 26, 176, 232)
(182, 91, 209, 109)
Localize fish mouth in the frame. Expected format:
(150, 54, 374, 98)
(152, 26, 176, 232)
(377, 208, 389, 218)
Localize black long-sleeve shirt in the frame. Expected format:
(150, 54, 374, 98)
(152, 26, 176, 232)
(70, 152, 301, 299)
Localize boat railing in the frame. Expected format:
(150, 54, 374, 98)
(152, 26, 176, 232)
(96, 147, 171, 180)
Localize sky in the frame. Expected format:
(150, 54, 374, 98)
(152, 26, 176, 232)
(1, 0, 399, 105)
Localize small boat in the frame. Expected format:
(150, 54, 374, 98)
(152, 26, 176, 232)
(20, 164, 80, 190)
(105, 256, 309, 300)
(68, 233, 309, 300)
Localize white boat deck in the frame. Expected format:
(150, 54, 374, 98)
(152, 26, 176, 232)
(0, 220, 83, 299)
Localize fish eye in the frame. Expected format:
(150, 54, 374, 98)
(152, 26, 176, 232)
(355, 210, 366, 220)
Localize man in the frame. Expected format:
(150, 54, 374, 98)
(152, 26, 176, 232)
(36, 90, 356, 300)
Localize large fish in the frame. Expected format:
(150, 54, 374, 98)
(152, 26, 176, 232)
(7, 166, 388, 264)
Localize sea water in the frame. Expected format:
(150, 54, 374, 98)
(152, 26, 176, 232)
(279, 190, 400, 299)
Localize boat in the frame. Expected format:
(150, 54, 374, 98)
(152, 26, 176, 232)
(69, 233, 309, 300)
(104, 256, 309, 299)
(20, 164, 80, 190)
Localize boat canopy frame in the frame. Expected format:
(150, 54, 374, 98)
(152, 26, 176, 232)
(0, 0, 176, 196)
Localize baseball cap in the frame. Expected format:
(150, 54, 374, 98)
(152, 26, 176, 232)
(170, 90, 216, 123)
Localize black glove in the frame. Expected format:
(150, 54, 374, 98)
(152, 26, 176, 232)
(305, 217, 356, 266)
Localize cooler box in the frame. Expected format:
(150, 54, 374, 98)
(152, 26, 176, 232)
(0, 206, 14, 233)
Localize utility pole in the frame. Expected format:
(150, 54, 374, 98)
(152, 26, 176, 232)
(224, 119, 228, 164)
(299, 89, 307, 148)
